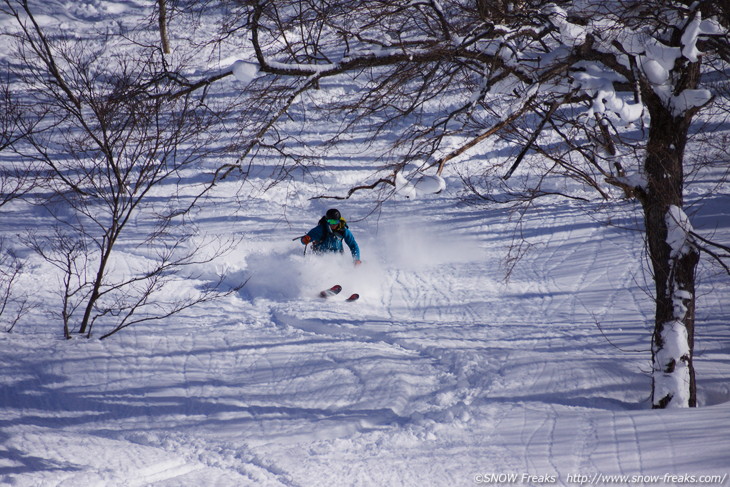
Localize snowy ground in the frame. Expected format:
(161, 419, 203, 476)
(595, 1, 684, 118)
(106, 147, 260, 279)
(1, 1, 730, 486)
(2, 169, 729, 486)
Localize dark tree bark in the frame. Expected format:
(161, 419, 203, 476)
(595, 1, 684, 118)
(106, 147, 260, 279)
(642, 104, 700, 407)
(639, 57, 704, 407)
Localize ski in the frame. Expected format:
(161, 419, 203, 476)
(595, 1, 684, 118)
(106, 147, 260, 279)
(319, 284, 342, 298)
(319, 285, 359, 301)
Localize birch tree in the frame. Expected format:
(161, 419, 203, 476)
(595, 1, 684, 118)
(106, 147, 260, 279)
(153, 0, 172, 54)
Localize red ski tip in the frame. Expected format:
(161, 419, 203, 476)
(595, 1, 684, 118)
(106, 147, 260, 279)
(345, 293, 359, 302)
(320, 285, 342, 298)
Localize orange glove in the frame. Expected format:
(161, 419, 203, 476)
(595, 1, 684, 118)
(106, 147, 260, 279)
(354, 259, 362, 266)
(301, 235, 312, 245)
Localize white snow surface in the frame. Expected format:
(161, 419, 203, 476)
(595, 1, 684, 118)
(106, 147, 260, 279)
(231, 60, 261, 85)
(654, 320, 693, 409)
(1, 2, 730, 487)
(3, 186, 729, 486)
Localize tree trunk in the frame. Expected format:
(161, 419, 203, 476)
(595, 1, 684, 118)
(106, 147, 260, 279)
(158, 0, 171, 55)
(78, 231, 116, 337)
(642, 85, 701, 408)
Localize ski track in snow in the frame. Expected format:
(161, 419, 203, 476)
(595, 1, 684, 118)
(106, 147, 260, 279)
(2, 179, 728, 486)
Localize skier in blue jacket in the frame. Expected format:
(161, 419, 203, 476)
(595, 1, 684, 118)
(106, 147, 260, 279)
(301, 208, 361, 265)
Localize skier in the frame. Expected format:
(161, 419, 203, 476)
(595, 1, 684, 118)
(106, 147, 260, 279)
(300, 208, 362, 265)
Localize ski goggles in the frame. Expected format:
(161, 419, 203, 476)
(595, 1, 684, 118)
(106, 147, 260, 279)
(326, 219, 340, 225)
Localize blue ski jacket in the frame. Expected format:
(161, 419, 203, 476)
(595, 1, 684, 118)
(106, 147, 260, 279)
(303, 218, 360, 261)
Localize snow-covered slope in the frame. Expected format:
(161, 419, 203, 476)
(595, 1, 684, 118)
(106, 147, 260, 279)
(2, 176, 729, 485)
(1, 1, 729, 486)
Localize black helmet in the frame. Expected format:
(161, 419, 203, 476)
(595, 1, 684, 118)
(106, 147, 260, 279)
(325, 208, 341, 221)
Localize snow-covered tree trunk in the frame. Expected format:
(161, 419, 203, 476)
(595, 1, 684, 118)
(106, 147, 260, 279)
(640, 61, 702, 408)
